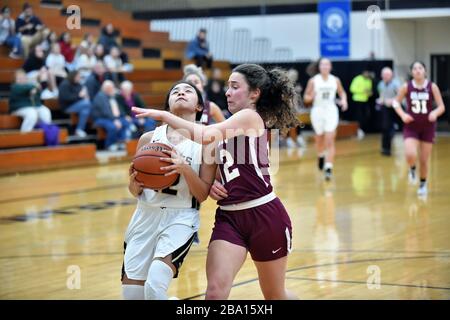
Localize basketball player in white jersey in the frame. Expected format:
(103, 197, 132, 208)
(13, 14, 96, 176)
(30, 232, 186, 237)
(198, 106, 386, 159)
(303, 58, 348, 180)
(121, 81, 216, 300)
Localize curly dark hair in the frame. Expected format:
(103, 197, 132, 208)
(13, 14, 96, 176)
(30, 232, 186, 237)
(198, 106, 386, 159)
(233, 64, 300, 134)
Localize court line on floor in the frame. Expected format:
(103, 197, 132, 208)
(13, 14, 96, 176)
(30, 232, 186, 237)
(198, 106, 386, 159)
(284, 276, 450, 291)
(0, 184, 126, 205)
(183, 254, 450, 299)
(1, 249, 450, 260)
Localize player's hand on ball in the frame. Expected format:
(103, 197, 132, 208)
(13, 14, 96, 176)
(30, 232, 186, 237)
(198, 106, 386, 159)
(128, 164, 144, 197)
(402, 114, 414, 124)
(209, 179, 228, 200)
(132, 107, 165, 121)
(428, 111, 438, 122)
(159, 149, 189, 176)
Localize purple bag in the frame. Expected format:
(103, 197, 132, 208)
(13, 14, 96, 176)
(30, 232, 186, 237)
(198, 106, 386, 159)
(35, 122, 60, 146)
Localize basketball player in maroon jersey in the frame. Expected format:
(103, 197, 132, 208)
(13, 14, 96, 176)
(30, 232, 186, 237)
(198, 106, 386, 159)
(392, 61, 446, 196)
(132, 64, 298, 300)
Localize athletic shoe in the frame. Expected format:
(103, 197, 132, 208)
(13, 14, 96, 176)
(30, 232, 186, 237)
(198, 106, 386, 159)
(324, 168, 332, 181)
(408, 168, 417, 185)
(286, 137, 296, 149)
(75, 129, 87, 138)
(417, 184, 428, 196)
(296, 135, 306, 148)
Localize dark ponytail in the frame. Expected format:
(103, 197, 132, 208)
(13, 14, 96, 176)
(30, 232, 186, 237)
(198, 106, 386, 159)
(233, 64, 300, 134)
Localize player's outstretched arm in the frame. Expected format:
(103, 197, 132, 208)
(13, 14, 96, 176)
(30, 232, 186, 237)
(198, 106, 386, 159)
(132, 107, 264, 145)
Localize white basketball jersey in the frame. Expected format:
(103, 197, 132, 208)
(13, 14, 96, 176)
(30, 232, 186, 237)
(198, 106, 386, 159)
(313, 74, 338, 108)
(138, 124, 202, 209)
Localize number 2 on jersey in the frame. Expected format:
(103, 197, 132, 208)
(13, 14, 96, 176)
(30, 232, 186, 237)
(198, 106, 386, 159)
(220, 149, 240, 183)
(411, 99, 428, 114)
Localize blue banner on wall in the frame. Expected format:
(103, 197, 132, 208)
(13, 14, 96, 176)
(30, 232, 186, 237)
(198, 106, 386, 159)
(319, 0, 350, 58)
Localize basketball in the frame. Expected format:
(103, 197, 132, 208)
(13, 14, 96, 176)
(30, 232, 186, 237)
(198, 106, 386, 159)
(132, 143, 179, 190)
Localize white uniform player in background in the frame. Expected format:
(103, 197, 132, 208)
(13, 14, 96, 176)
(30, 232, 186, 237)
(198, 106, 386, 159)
(304, 58, 348, 181)
(121, 81, 216, 300)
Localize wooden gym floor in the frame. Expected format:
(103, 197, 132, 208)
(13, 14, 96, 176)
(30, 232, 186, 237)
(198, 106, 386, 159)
(0, 134, 449, 299)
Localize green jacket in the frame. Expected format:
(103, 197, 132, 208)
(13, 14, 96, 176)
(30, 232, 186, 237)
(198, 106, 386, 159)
(9, 83, 42, 113)
(350, 75, 372, 103)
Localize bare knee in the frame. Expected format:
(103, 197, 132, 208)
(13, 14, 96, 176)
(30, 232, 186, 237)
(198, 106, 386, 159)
(206, 276, 232, 300)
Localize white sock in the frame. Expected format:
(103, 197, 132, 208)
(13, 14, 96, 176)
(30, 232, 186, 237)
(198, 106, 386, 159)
(324, 162, 333, 170)
(144, 260, 174, 300)
(122, 284, 145, 300)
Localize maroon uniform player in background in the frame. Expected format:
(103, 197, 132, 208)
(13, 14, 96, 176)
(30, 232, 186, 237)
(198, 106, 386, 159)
(393, 61, 446, 196)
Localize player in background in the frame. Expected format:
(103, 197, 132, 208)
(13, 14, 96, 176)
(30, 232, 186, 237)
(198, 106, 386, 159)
(303, 58, 348, 181)
(183, 64, 225, 125)
(122, 81, 215, 300)
(132, 63, 298, 300)
(392, 61, 445, 196)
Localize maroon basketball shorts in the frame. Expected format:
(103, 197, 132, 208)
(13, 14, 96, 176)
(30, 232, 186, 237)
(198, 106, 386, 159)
(210, 197, 293, 262)
(403, 121, 436, 143)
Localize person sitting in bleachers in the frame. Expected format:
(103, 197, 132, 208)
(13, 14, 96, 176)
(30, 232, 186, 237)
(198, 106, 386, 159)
(116, 80, 156, 137)
(74, 42, 97, 83)
(39, 30, 57, 55)
(9, 69, 52, 132)
(91, 80, 130, 151)
(0, 6, 23, 59)
(22, 45, 57, 97)
(58, 70, 92, 138)
(45, 43, 67, 86)
(103, 46, 126, 86)
(185, 28, 213, 69)
(205, 67, 229, 117)
(85, 61, 113, 102)
(93, 43, 105, 61)
(98, 23, 120, 54)
(58, 32, 76, 71)
(15, 3, 49, 58)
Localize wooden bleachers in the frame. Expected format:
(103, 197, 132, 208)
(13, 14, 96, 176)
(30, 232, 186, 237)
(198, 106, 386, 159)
(0, 128, 68, 148)
(0, 0, 234, 174)
(0, 143, 97, 175)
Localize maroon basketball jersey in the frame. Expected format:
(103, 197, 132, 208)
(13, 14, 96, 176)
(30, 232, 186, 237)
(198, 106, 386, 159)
(217, 132, 273, 206)
(199, 100, 211, 125)
(406, 80, 434, 123)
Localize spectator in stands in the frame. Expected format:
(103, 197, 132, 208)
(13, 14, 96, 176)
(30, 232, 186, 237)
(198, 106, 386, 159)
(85, 61, 113, 102)
(103, 46, 126, 85)
(45, 43, 67, 85)
(185, 28, 213, 69)
(377, 67, 401, 156)
(75, 42, 97, 83)
(15, 3, 48, 58)
(37, 65, 58, 100)
(93, 43, 105, 61)
(58, 32, 76, 70)
(183, 64, 225, 124)
(350, 69, 373, 139)
(9, 69, 52, 132)
(39, 30, 57, 55)
(76, 33, 96, 57)
(58, 70, 92, 138)
(23, 45, 46, 79)
(0, 6, 23, 59)
(116, 80, 156, 137)
(91, 80, 130, 151)
(98, 23, 120, 54)
(205, 67, 228, 117)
